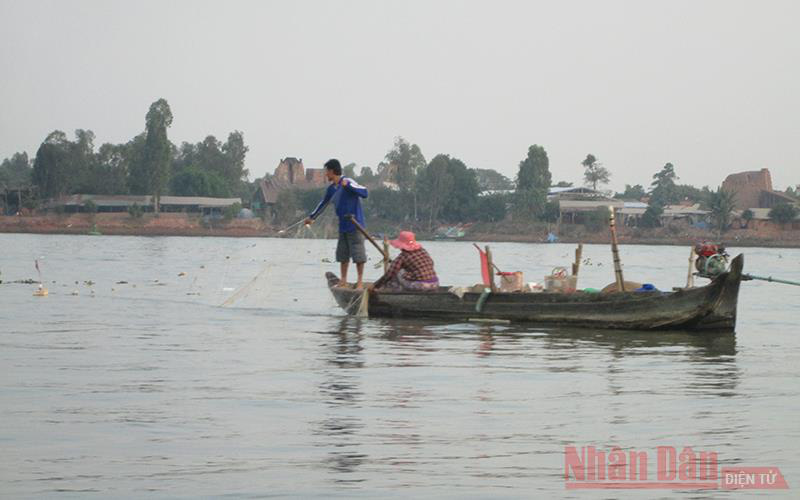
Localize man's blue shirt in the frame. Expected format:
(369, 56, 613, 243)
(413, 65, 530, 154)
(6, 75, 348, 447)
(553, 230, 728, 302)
(308, 177, 368, 233)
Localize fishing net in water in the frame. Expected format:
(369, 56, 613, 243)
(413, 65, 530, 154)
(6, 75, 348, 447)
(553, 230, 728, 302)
(219, 262, 272, 307)
(355, 289, 369, 317)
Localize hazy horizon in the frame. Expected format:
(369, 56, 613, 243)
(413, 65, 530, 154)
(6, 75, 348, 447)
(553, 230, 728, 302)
(1, 0, 798, 192)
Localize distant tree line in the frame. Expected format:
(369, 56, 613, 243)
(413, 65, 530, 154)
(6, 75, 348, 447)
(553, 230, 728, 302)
(0, 98, 253, 212)
(3, 105, 798, 229)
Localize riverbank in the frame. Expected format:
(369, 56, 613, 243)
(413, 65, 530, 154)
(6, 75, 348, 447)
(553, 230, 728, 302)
(0, 213, 271, 237)
(2, 213, 800, 248)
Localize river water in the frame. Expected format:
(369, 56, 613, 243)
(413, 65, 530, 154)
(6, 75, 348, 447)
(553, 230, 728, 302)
(1, 233, 798, 498)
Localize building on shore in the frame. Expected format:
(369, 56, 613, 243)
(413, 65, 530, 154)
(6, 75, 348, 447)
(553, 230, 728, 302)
(45, 194, 241, 215)
(548, 186, 624, 224)
(253, 158, 329, 215)
(721, 168, 797, 210)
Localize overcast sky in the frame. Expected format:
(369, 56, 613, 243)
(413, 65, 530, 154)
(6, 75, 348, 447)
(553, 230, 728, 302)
(1, 0, 798, 191)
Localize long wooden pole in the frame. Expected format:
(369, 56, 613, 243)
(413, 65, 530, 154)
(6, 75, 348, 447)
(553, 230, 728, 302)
(743, 274, 800, 287)
(572, 243, 583, 277)
(383, 236, 390, 273)
(347, 215, 389, 262)
(608, 207, 625, 292)
(473, 243, 503, 274)
(686, 246, 696, 288)
(485, 245, 497, 292)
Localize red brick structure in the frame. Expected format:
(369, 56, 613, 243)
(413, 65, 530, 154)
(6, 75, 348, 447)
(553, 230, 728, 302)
(305, 168, 326, 185)
(273, 157, 305, 184)
(722, 169, 772, 209)
(721, 168, 797, 209)
(253, 158, 329, 214)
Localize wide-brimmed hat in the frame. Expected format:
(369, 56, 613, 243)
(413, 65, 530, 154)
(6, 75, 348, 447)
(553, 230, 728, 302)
(389, 231, 422, 251)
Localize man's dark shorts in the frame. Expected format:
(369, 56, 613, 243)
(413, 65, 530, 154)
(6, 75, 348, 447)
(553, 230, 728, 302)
(336, 231, 367, 263)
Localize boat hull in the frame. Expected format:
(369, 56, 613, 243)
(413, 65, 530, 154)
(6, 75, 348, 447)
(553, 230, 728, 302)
(327, 254, 743, 332)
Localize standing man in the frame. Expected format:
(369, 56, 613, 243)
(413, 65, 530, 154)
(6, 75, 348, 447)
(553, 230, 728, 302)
(304, 159, 369, 288)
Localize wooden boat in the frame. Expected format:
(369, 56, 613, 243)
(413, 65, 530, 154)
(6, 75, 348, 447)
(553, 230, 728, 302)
(325, 254, 744, 332)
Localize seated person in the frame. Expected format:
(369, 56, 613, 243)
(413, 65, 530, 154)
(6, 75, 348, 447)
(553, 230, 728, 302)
(371, 231, 439, 291)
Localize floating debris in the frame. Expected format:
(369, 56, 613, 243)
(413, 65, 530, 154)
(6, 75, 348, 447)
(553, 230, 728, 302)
(178, 272, 186, 277)
(116, 280, 128, 284)
(9, 279, 39, 284)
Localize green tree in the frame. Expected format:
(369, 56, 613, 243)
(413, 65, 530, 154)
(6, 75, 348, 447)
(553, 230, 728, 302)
(515, 145, 551, 220)
(769, 202, 799, 226)
(650, 162, 679, 206)
(475, 194, 508, 222)
(674, 183, 711, 206)
(708, 187, 737, 234)
(582, 206, 609, 232)
(128, 203, 144, 218)
(553, 180, 573, 188)
(417, 155, 455, 228)
(581, 154, 610, 190)
(512, 189, 547, 221)
(365, 188, 414, 222)
(0, 152, 33, 189)
(741, 208, 754, 228)
(170, 168, 230, 197)
(474, 168, 514, 191)
(640, 204, 663, 228)
(92, 143, 131, 194)
(71, 129, 96, 190)
(296, 187, 328, 213)
(516, 145, 551, 192)
(343, 162, 357, 178)
(83, 199, 97, 214)
(385, 137, 426, 190)
(356, 166, 376, 185)
(1, 152, 34, 213)
(126, 133, 148, 194)
(274, 189, 300, 224)
(541, 200, 560, 223)
(171, 132, 249, 196)
(440, 157, 479, 222)
(221, 130, 249, 186)
(615, 184, 646, 200)
(222, 202, 242, 222)
(33, 131, 73, 199)
(140, 99, 174, 211)
(385, 137, 426, 220)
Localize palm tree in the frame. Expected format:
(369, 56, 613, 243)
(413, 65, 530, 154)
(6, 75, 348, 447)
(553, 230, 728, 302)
(708, 188, 737, 235)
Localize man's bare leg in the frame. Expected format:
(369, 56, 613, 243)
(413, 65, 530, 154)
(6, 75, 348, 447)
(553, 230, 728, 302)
(355, 262, 365, 289)
(339, 261, 350, 287)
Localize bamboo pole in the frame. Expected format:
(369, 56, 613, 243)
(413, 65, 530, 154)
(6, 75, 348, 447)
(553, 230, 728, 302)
(572, 244, 583, 277)
(473, 243, 503, 274)
(608, 207, 625, 292)
(686, 246, 696, 288)
(347, 215, 389, 262)
(485, 245, 497, 292)
(383, 236, 390, 273)
(743, 274, 800, 286)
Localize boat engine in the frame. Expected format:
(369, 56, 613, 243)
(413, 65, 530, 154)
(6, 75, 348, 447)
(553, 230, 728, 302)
(694, 242, 729, 277)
